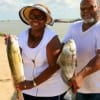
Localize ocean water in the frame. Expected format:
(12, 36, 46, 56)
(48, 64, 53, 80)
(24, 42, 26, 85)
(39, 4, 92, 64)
(0, 20, 70, 41)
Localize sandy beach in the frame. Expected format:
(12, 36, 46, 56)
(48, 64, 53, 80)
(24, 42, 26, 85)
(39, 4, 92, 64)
(0, 36, 16, 100)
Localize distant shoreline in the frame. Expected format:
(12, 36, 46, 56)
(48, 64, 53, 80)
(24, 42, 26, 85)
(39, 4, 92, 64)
(0, 18, 81, 22)
(0, 33, 5, 36)
(0, 20, 20, 22)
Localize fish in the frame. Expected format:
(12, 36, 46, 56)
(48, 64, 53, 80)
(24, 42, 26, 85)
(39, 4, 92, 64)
(6, 35, 24, 100)
(57, 39, 77, 83)
(57, 39, 77, 100)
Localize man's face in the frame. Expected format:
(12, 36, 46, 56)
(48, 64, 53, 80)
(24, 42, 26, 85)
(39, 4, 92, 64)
(80, 0, 99, 23)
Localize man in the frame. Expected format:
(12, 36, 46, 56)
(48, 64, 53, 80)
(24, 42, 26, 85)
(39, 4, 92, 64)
(62, 0, 100, 100)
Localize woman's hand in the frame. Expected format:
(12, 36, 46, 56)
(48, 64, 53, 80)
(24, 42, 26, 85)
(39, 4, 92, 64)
(16, 80, 34, 90)
(4, 34, 10, 44)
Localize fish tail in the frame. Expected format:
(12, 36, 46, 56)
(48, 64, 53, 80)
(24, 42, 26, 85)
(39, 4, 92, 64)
(16, 90, 24, 100)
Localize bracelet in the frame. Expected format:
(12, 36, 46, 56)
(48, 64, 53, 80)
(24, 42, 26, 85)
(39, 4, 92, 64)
(33, 80, 36, 87)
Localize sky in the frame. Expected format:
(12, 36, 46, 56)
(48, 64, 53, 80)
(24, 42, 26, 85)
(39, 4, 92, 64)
(0, 0, 81, 20)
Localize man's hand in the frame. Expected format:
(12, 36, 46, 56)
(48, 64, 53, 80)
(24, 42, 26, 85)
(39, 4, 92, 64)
(68, 73, 84, 93)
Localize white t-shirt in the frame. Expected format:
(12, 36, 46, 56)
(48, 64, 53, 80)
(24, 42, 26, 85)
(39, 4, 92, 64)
(62, 21, 100, 93)
(18, 27, 67, 97)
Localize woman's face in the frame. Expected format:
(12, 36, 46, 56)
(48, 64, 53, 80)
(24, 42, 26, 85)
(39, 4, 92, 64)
(28, 9, 47, 30)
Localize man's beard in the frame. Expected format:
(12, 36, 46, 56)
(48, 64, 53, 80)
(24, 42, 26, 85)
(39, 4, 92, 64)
(83, 18, 96, 24)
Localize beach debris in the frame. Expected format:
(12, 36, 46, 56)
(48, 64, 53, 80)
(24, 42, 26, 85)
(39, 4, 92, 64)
(49, 18, 81, 26)
(6, 35, 24, 100)
(57, 39, 77, 100)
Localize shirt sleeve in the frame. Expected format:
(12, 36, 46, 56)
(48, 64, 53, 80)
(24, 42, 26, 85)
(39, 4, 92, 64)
(96, 32, 100, 50)
(18, 33, 23, 48)
(18, 30, 27, 48)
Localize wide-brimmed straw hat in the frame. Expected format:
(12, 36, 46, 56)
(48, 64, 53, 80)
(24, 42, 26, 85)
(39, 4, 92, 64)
(19, 4, 53, 25)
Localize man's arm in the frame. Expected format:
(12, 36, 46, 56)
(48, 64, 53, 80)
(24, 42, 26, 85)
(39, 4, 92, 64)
(68, 49, 100, 93)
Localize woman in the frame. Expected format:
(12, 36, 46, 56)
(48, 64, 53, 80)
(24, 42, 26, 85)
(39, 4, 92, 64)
(17, 4, 67, 100)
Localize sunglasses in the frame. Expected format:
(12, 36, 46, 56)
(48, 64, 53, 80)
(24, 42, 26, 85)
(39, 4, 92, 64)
(29, 14, 46, 20)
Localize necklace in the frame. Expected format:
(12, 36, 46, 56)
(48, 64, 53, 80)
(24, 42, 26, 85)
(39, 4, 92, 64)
(28, 30, 44, 48)
(32, 48, 39, 79)
(31, 44, 42, 96)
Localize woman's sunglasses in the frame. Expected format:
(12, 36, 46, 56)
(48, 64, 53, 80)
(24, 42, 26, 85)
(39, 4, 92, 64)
(29, 14, 46, 20)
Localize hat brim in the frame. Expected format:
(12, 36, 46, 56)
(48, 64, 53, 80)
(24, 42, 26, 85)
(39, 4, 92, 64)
(19, 6, 53, 25)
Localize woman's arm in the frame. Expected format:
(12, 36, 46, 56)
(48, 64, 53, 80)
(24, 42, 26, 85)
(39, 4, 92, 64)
(34, 35, 62, 85)
(16, 35, 62, 90)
